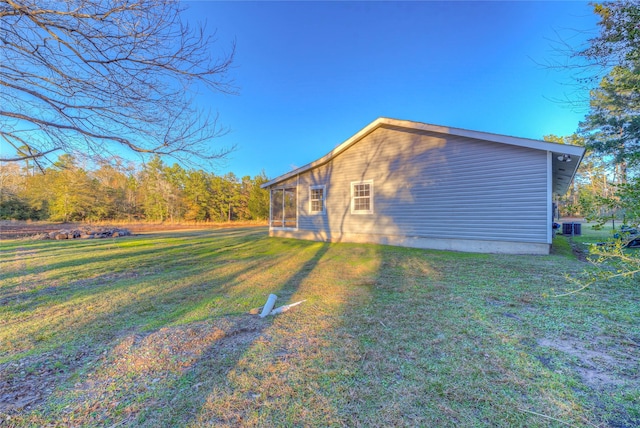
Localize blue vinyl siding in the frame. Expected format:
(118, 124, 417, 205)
(295, 126, 549, 244)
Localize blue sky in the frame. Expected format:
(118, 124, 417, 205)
(184, 1, 598, 179)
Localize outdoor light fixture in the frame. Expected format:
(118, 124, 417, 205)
(557, 154, 572, 162)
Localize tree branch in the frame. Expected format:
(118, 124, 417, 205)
(0, 0, 236, 165)
(0, 147, 61, 162)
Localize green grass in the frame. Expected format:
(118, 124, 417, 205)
(0, 226, 638, 427)
(568, 220, 635, 246)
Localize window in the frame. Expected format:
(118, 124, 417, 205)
(270, 187, 297, 228)
(309, 185, 325, 214)
(351, 180, 373, 214)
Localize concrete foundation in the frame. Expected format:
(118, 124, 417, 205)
(269, 229, 551, 255)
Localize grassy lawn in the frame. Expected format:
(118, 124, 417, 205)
(0, 226, 638, 427)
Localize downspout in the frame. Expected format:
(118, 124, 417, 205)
(547, 151, 553, 246)
(296, 174, 300, 230)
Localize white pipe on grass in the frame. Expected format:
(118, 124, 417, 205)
(270, 300, 306, 316)
(260, 294, 278, 318)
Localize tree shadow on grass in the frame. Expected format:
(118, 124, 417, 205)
(0, 234, 332, 426)
(0, 232, 290, 369)
(0, 242, 280, 420)
(0, 228, 265, 286)
(135, 241, 333, 427)
(0, 228, 266, 313)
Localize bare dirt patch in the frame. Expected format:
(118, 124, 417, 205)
(0, 348, 97, 415)
(538, 337, 639, 388)
(0, 314, 267, 421)
(568, 239, 590, 262)
(0, 221, 74, 240)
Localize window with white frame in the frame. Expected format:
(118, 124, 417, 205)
(351, 180, 373, 214)
(309, 185, 325, 214)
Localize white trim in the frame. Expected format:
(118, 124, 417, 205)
(268, 187, 273, 228)
(547, 151, 553, 244)
(350, 180, 374, 215)
(309, 185, 326, 215)
(295, 175, 299, 229)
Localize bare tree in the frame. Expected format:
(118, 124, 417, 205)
(543, 1, 640, 107)
(0, 0, 235, 166)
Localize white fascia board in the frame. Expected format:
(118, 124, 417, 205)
(383, 118, 585, 155)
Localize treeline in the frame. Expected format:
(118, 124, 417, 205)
(0, 155, 270, 222)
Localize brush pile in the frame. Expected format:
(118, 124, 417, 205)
(31, 227, 132, 240)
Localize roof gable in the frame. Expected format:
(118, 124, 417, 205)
(262, 117, 585, 195)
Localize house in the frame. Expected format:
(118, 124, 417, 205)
(261, 117, 584, 254)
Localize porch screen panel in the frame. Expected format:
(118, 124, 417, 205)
(271, 187, 297, 228)
(283, 188, 297, 228)
(271, 189, 284, 227)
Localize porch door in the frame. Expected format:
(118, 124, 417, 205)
(271, 187, 297, 228)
